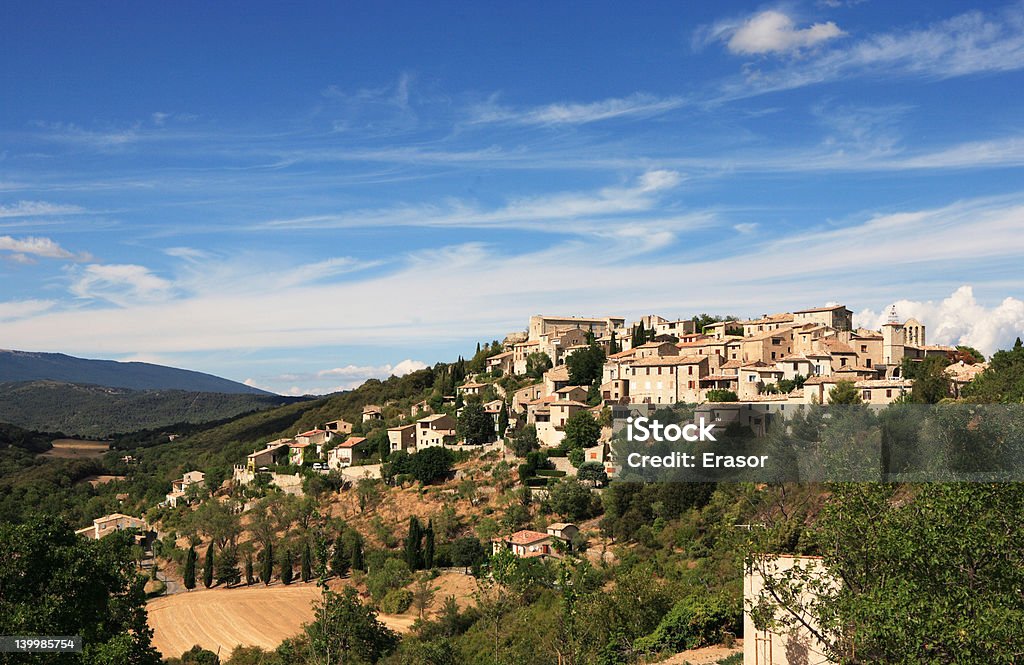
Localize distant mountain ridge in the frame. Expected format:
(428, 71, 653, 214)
(0, 381, 300, 437)
(0, 349, 269, 394)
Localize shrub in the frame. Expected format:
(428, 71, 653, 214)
(380, 588, 414, 614)
(634, 595, 739, 654)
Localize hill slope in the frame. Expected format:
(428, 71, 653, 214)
(0, 349, 269, 394)
(0, 381, 299, 437)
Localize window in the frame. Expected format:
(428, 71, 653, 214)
(886, 389, 892, 398)
(866, 359, 872, 367)
(841, 358, 848, 366)
(862, 390, 871, 400)
(771, 352, 777, 360)
(772, 338, 781, 345)
(748, 374, 757, 382)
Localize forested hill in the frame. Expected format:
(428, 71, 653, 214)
(0, 381, 301, 437)
(0, 349, 270, 394)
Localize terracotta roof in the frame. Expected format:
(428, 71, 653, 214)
(338, 437, 366, 448)
(387, 424, 416, 432)
(794, 304, 848, 314)
(630, 355, 706, 367)
(855, 379, 913, 388)
(779, 354, 811, 362)
(742, 313, 795, 324)
(551, 400, 590, 408)
(419, 414, 453, 423)
(819, 338, 856, 354)
(488, 351, 513, 359)
(547, 522, 574, 531)
(299, 429, 326, 437)
(701, 374, 738, 381)
(802, 376, 838, 385)
(505, 530, 551, 545)
(290, 441, 310, 448)
(720, 359, 745, 370)
(745, 327, 793, 341)
(555, 385, 587, 393)
(362, 405, 382, 413)
(545, 366, 570, 381)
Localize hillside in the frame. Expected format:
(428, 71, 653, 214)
(0, 381, 300, 437)
(0, 349, 270, 394)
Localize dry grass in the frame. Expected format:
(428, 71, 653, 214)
(41, 439, 109, 459)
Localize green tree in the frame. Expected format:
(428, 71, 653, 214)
(497, 400, 509, 438)
(750, 483, 1024, 663)
(331, 535, 350, 578)
(547, 478, 595, 522)
(366, 558, 412, 602)
(216, 547, 240, 587)
(705, 389, 739, 402)
(281, 548, 293, 585)
(511, 424, 540, 457)
(458, 401, 495, 444)
(525, 352, 553, 380)
(183, 545, 197, 590)
(410, 447, 455, 484)
(962, 338, 1024, 403)
(562, 411, 601, 451)
(301, 541, 313, 583)
(828, 380, 862, 404)
(305, 587, 399, 664)
(180, 645, 220, 664)
(424, 520, 435, 570)
(203, 543, 215, 588)
(405, 516, 424, 570)
(244, 551, 255, 585)
(566, 344, 605, 387)
(0, 516, 161, 664)
(261, 542, 273, 585)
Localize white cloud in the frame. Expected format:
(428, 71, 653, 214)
(244, 359, 430, 395)
(0, 194, 1021, 364)
(855, 286, 1024, 357)
(0, 201, 84, 218)
(0, 299, 56, 321)
(726, 11, 844, 55)
(717, 5, 1024, 96)
(260, 170, 692, 242)
(70, 264, 174, 306)
(0, 235, 75, 260)
(470, 92, 686, 126)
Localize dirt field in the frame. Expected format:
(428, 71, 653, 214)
(147, 582, 424, 658)
(656, 640, 743, 664)
(41, 439, 109, 459)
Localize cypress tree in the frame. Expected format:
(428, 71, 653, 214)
(405, 516, 423, 570)
(497, 400, 509, 438)
(183, 545, 196, 590)
(301, 542, 312, 583)
(610, 330, 619, 354)
(281, 548, 293, 585)
(351, 536, 365, 572)
(330, 535, 350, 578)
(245, 552, 255, 585)
(261, 542, 273, 585)
(424, 520, 435, 570)
(203, 543, 214, 589)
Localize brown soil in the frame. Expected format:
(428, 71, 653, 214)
(41, 439, 109, 459)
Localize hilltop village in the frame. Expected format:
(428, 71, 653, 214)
(67, 303, 997, 664)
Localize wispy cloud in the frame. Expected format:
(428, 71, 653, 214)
(468, 92, 687, 126)
(0, 299, 57, 321)
(259, 169, 696, 239)
(69, 264, 174, 306)
(0, 234, 88, 263)
(244, 358, 429, 395)
(0, 193, 1020, 361)
(708, 4, 1024, 98)
(0, 201, 85, 218)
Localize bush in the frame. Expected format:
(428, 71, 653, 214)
(380, 588, 414, 614)
(634, 595, 739, 654)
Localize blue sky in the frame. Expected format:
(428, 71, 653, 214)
(2, 1, 1024, 394)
